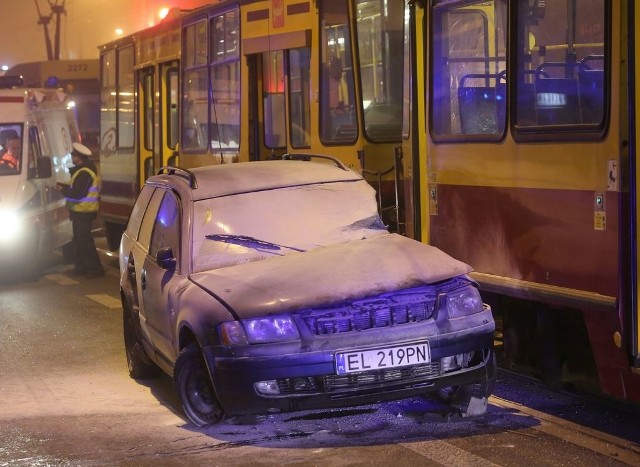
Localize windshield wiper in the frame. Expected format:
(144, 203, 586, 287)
(205, 234, 305, 252)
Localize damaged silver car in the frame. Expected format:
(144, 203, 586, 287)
(120, 156, 496, 426)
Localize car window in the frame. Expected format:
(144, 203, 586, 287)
(191, 179, 387, 272)
(149, 191, 180, 259)
(138, 189, 165, 250)
(127, 185, 155, 240)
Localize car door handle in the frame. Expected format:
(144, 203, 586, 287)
(141, 270, 147, 290)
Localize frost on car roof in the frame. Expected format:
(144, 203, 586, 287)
(150, 160, 364, 200)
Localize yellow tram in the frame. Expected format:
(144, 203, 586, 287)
(98, 0, 405, 249)
(402, 0, 640, 402)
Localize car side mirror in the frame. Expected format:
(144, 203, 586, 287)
(156, 247, 176, 270)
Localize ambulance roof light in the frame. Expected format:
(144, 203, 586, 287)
(45, 76, 60, 88)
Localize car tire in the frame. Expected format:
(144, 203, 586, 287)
(122, 296, 160, 379)
(437, 352, 496, 417)
(174, 343, 224, 426)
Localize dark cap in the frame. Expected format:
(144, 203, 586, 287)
(72, 142, 92, 158)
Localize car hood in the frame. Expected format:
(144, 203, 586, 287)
(190, 233, 472, 318)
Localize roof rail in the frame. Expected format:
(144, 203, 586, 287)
(281, 153, 348, 171)
(157, 166, 198, 189)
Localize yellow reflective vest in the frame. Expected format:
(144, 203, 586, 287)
(66, 167, 100, 213)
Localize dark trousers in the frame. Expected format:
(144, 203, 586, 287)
(71, 212, 103, 274)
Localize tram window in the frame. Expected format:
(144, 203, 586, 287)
(513, 0, 607, 137)
(263, 51, 286, 149)
(117, 45, 135, 149)
(142, 72, 154, 151)
(100, 50, 116, 153)
(430, 1, 507, 141)
(356, 0, 404, 143)
(182, 68, 208, 152)
(210, 62, 240, 152)
(212, 9, 239, 63)
(320, 0, 357, 145)
(210, 9, 240, 154)
(288, 47, 311, 148)
(182, 20, 208, 152)
(402, 2, 411, 140)
(184, 20, 208, 68)
(167, 69, 179, 150)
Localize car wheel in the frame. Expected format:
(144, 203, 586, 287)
(437, 352, 496, 417)
(174, 343, 224, 426)
(122, 296, 160, 379)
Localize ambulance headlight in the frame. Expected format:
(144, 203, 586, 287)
(0, 209, 23, 243)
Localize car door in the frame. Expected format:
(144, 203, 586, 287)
(139, 188, 184, 362)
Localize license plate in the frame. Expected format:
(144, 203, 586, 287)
(335, 342, 431, 375)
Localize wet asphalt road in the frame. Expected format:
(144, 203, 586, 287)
(0, 243, 639, 466)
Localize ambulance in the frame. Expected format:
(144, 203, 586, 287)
(0, 75, 79, 279)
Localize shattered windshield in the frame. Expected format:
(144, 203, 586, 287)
(191, 179, 387, 272)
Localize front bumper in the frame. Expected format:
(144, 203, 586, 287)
(203, 307, 495, 415)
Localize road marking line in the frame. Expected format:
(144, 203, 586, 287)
(44, 274, 79, 285)
(86, 293, 121, 309)
(490, 396, 640, 464)
(401, 439, 500, 466)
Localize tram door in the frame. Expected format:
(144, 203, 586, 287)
(138, 67, 155, 188)
(262, 50, 287, 158)
(633, 3, 640, 368)
(160, 61, 179, 168)
(245, 46, 312, 161)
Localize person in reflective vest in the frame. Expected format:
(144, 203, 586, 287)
(56, 142, 104, 278)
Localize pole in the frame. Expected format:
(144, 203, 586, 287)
(51, 0, 66, 60)
(35, 0, 54, 60)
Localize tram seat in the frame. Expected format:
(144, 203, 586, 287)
(458, 72, 506, 134)
(578, 56, 604, 124)
(514, 69, 543, 126)
(534, 62, 582, 125)
(535, 77, 581, 125)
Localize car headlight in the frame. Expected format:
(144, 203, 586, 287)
(219, 315, 300, 345)
(0, 209, 23, 244)
(441, 285, 484, 318)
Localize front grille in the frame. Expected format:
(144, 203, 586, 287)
(299, 286, 438, 336)
(275, 362, 441, 395)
